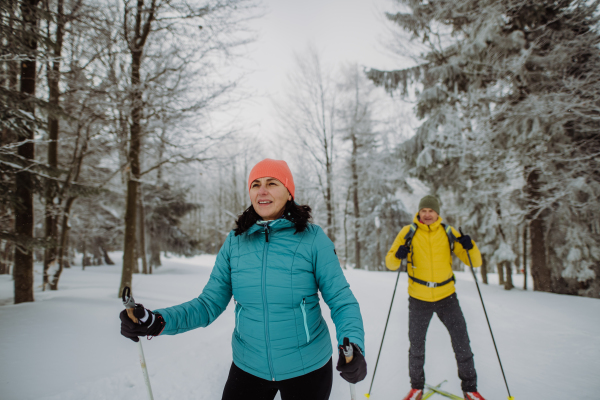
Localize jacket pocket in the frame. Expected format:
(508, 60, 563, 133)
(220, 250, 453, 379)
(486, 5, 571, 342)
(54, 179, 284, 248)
(299, 293, 318, 344)
(234, 300, 243, 336)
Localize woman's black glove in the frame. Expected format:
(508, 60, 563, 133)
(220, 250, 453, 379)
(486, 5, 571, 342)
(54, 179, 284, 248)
(395, 245, 410, 260)
(336, 343, 367, 384)
(457, 234, 474, 250)
(120, 304, 165, 342)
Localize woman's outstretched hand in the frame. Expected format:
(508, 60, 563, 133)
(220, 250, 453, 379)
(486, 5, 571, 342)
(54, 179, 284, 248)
(120, 304, 165, 342)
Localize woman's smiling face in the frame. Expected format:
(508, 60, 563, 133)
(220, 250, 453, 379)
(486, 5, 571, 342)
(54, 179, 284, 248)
(250, 177, 292, 221)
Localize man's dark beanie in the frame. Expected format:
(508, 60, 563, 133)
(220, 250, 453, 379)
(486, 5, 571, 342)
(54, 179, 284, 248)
(418, 195, 440, 215)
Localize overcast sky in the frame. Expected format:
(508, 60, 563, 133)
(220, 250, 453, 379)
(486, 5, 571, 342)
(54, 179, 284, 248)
(223, 0, 413, 150)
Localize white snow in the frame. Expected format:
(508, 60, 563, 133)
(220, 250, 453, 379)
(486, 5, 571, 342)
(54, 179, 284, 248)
(1, 254, 599, 400)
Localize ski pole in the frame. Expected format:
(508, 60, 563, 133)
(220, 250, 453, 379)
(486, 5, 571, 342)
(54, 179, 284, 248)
(122, 286, 155, 400)
(459, 228, 514, 400)
(341, 337, 357, 400)
(365, 251, 409, 398)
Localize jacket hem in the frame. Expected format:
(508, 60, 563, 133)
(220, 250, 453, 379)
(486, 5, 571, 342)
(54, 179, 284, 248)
(232, 352, 331, 382)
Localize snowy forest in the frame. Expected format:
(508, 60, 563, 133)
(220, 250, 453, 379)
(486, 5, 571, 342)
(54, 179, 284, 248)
(2, 0, 600, 306)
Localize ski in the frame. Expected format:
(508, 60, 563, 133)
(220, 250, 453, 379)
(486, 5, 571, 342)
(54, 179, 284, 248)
(425, 384, 464, 400)
(422, 380, 447, 400)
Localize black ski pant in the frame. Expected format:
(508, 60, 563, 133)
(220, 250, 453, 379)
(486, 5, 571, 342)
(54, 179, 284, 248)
(221, 358, 333, 400)
(408, 293, 477, 392)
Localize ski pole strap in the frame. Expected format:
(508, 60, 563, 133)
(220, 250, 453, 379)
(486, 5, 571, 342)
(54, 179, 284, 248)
(408, 275, 455, 288)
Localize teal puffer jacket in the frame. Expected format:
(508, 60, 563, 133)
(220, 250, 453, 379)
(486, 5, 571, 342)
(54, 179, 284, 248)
(154, 219, 365, 381)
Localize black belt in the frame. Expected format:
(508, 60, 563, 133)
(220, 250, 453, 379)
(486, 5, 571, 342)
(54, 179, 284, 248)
(408, 275, 455, 288)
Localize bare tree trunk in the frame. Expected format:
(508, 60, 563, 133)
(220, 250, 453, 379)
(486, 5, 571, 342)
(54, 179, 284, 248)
(0, 240, 13, 275)
(526, 169, 552, 292)
(150, 245, 161, 270)
(14, 0, 40, 304)
(119, 0, 156, 297)
(0, 242, 6, 275)
(480, 253, 488, 284)
(49, 197, 74, 290)
(138, 186, 148, 274)
(325, 161, 335, 243)
(523, 223, 528, 290)
(43, 0, 65, 291)
(514, 226, 521, 274)
(82, 239, 87, 270)
(343, 185, 351, 269)
(498, 263, 505, 285)
(504, 262, 514, 290)
(351, 134, 361, 269)
(133, 246, 140, 274)
(1, 2, 17, 276)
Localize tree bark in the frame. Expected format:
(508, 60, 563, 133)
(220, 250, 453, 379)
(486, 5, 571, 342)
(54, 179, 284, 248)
(498, 262, 505, 285)
(343, 185, 351, 269)
(43, 0, 65, 290)
(1, 1, 18, 276)
(351, 134, 361, 269)
(504, 261, 514, 290)
(119, 0, 155, 297)
(526, 169, 552, 292)
(82, 239, 87, 270)
(14, 0, 40, 304)
(523, 223, 528, 290)
(49, 197, 74, 290)
(138, 186, 148, 274)
(480, 253, 488, 284)
(325, 160, 335, 243)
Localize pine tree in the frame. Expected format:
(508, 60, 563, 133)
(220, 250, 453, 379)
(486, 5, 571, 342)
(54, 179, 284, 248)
(368, 0, 600, 297)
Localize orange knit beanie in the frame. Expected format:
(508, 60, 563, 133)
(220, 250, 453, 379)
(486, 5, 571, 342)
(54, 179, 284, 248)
(248, 159, 295, 198)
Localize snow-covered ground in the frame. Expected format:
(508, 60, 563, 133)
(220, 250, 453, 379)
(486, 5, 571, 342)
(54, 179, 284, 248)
(1, 254, 599, 400)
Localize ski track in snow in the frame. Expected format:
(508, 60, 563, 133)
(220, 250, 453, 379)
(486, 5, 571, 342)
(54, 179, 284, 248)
(1, 253, 599, 400)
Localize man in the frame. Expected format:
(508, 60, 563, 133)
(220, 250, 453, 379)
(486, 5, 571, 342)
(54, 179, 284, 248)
(386, 195, 486, 400)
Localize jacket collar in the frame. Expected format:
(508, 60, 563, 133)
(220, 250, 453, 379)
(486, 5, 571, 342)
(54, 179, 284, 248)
(246, 218, 295, 235)
(413, 213, 444, 231)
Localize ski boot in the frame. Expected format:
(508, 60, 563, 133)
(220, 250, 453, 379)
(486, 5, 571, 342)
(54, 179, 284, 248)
(463, 392, 486, 400)
(402, 388, 423, 400)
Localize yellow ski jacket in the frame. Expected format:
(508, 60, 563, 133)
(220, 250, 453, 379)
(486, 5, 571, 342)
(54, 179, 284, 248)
(385, 214, 482, 302)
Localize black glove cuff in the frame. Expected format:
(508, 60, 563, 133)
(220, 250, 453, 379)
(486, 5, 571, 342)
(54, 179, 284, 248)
(147, 313, 165, 337)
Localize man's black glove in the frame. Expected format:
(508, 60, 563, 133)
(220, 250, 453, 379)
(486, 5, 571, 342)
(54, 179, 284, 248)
(120, 304, 165, 342)
(336, 343, 367, 384)
(457, 234, 474, 250)
(395, 245, 410, 260)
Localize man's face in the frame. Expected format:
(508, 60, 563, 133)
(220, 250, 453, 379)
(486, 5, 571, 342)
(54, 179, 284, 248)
(419, 208, 439, 225)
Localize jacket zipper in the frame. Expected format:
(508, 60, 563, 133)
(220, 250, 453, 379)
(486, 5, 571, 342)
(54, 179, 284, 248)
(428, 225, 434, 301)
(235, 300, 243, 335)
(261, 223, 276, 381)
(300, 298, 310, 343)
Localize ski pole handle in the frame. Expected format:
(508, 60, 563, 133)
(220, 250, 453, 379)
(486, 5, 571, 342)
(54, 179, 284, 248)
(342, 337, 354, 363)
(341, 338, 357, 400)
(122, 286, 139, 323)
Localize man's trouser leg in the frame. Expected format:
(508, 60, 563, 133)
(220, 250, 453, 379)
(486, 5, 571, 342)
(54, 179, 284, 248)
(408, 296, 434, 389)
(436, 294, 477, 392)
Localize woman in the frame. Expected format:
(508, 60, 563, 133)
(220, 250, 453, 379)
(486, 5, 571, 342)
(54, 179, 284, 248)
(120, 158, 367, 400)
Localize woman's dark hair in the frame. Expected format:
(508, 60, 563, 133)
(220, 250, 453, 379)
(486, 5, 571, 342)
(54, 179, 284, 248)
(234, 201, 312, 236)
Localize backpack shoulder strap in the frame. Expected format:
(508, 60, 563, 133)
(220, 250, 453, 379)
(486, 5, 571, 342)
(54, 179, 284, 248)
(441, 223, 456, 252)
(403, 223, 418, 245)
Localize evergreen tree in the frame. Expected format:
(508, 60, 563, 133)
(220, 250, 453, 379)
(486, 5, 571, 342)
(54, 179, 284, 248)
(368, 0, 600, 297)
(142, 183, 199, 269)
